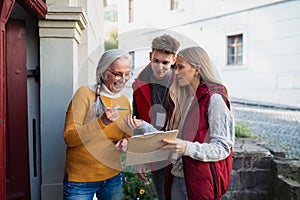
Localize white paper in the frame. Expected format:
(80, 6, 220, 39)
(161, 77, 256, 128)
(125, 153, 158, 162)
(125, 130, 178, 166)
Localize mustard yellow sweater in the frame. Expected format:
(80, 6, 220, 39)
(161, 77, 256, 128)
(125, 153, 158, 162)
(63, 86, 132, 182)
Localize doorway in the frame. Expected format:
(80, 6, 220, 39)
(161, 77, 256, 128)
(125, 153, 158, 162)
(6, 18, 41, 200)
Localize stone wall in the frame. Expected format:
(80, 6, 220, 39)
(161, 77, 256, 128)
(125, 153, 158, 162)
(273, 159, 300, 200)
(223, 138, 300, 200)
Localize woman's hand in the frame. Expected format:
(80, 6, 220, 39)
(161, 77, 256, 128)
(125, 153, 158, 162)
(135, 164, 148, 181)
(161, 138, 187, 154)
(101, 105, 120, 125)
(115, 138, 128, 152)
(123, 114, 143, 130)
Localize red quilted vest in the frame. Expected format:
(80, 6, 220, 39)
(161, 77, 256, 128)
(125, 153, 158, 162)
(132, 62, 175, 125)
(165, 83, 232, 200)
(132, 78, 152, 122)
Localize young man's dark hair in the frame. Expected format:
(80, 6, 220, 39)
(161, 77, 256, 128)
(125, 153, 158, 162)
(151, 34, 180, 54)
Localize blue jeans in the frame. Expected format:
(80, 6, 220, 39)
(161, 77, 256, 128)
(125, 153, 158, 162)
(63, 172, 123, 200)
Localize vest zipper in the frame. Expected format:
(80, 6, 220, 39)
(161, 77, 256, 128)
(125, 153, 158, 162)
(182, 161, 190, 200)
(209, 162, 218, 199)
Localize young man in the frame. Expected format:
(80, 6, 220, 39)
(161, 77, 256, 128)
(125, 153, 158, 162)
(132, 34, 180, 200)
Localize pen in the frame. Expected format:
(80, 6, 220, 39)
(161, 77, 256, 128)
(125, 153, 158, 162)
(117, 108, 128, 110)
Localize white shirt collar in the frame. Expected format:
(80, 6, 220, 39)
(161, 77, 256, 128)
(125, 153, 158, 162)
(88, 84, 121, 98)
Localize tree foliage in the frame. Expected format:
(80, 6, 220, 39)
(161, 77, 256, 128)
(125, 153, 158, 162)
(105, 28, 118, 50)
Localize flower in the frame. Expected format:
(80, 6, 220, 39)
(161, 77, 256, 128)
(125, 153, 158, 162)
(139, 189, 145, 195)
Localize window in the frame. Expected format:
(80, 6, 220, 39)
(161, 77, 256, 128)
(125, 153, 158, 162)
(129, 51, 135, 70)
(227, 34, 243, 65)
(103, 0, 108, 7)
(129, 0, 134, 23)
(170, 0, 180, 10)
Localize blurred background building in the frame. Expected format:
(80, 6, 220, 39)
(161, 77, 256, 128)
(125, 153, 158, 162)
(118, 0, 300, 108)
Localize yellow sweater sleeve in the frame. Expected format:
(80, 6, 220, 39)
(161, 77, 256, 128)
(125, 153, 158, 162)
(63, 86, 133, 182)
(63, 87, 107, 147)
(63, 86, 132, 147)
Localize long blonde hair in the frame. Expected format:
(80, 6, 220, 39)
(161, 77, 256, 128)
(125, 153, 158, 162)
(169, 46, 222, 130)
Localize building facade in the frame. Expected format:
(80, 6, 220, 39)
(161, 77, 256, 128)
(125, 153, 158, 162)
(0, 0, 106, 199)
(118, 0, 300, 107)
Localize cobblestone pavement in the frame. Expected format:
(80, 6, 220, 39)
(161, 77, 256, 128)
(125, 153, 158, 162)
(231, 103, 300, 159)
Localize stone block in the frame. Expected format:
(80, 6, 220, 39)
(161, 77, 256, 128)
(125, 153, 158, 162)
(274, 175, 300, 200)
(255, 170, 272, 190)
(229, 170, 242, 190)
(274, 159, 300, 180)
(253, 156, 273, 169)
(241, 170, 256, 189)
(233, 157, 243, 170)
(225, 190, 270, 200)
(238, 169, 271, 190)
(243, 157, 252, 168)
(262, 144, 286, 159)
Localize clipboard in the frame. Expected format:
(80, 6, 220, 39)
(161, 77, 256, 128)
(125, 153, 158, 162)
(125, 130, 178, 166)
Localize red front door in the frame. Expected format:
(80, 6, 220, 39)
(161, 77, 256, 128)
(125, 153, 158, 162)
(6, 19, 31, 200)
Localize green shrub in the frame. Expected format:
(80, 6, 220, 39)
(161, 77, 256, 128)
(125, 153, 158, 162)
(123, 168, 157, 200)
(235, 121, 255, 138)
(287, 174, 300, 183)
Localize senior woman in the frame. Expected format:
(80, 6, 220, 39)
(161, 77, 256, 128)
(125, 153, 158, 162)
(63, 49, 132, 200)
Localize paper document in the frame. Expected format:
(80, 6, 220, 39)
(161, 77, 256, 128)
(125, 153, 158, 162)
(125, 130, 178, 166)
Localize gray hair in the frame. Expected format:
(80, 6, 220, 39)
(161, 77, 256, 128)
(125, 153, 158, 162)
(93, 49, 130, 118)
(96, 49, 130, 79)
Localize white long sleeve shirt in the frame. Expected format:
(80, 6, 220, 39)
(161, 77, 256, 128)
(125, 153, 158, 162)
(137, 94, 235, 177)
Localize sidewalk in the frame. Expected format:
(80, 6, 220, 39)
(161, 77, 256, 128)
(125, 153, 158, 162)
(231, 100, 300, 159)
(231, 97, 300, 111)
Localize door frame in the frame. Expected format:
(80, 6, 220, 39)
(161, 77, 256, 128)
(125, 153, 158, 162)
(6, 19, 31, 200)
(0, 1, 16, 199)
(0, 0, 46, 199)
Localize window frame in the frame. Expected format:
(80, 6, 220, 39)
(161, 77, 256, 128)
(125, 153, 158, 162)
(129, 51, 135, 70)
(128, 0, 134, 23)
(227, 34, 243, 65)
(170, 0, 181, 11)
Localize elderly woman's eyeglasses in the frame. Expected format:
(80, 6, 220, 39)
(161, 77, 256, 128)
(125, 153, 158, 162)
(106, 69, 133, 80)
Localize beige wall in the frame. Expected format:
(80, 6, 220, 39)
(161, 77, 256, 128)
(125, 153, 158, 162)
(39, 1, 105, 199)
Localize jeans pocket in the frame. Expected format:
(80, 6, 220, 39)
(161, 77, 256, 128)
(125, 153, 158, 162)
(63, 176, 97, 198)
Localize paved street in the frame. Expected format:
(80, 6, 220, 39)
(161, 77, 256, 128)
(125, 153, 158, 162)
(231, 102, 300, 159)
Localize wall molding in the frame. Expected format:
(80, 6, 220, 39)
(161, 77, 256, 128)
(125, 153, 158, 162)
(17, 0, 47, 19)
